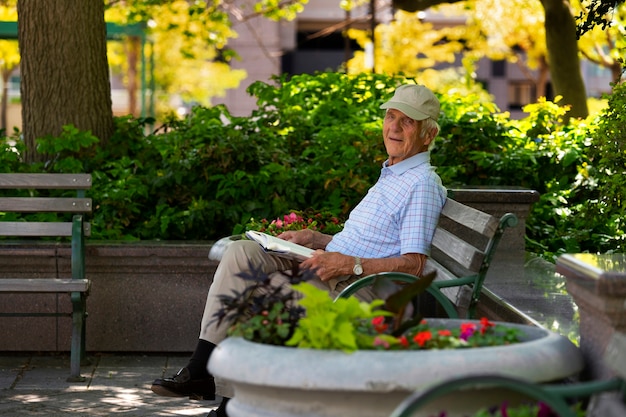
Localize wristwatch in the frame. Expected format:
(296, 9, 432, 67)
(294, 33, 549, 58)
(353, 257, 363, 276)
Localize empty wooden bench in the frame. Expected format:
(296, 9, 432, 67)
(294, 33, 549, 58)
(0, 173, 92, 381)
(336, 196, 518, 319)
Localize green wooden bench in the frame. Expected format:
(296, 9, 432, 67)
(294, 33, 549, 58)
(336, 196, 518, 319)
(0, 173, 92, 382)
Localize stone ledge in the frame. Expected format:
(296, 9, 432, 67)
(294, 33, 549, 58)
(0, 241, 218, 352)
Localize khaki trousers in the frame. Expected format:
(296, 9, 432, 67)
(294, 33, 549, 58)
(200, 240, 378, 397)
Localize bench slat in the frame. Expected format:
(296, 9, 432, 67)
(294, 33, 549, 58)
(441, 198, 499, 236)
(0, 197, 92, 213)
(0, 278, 90, 293)
(424, 258, 464, 301)
(0, 174, 92, 190)
(0, 221, 91, 237)
(431, 227, 485, 272)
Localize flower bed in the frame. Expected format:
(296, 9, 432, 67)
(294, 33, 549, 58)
(240, 210, 345, 236)
(214, 267, 522, 352)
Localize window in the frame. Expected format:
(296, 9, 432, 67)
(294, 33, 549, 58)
(492, 60, 506, 77)
(508, 82, 535, 110)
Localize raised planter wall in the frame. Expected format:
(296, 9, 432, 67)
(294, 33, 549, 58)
(0, 189, 539, 353)
(556, 253, 626, 416)
(0, 241, 218, 352)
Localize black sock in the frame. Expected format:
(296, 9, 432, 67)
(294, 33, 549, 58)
(216, 397, 230, 417)
(187, 339, 215, 379)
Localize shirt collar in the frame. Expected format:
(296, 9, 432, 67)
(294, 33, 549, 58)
(383, 151, 431, 175)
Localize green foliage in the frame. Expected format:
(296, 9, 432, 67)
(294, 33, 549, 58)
(214, 264, 312, 347)
(214, 264, 521, 353)
(576, 0, 625, 37)
(286, 282, 388, 352)
(577, 81, 626, 253)
(0, 130, 24, 173)
(1, 71, 624, 259)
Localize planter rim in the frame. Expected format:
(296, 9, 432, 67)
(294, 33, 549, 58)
(209, 319, 583, 392)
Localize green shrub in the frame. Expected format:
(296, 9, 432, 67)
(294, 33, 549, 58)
(1, 71, 623, 259)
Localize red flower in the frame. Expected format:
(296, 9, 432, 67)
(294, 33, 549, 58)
(371, 316, 388, 333)
(437, 329, 452, 337)
(479, 317, 495, 334)
(413, 330, 432, 347)
(399, 335, 409, 347)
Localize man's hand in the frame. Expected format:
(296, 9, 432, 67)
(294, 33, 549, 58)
(300, 251, 351, 282)
(278, 229, 332, 250)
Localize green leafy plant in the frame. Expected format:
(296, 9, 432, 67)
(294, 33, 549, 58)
(213, 265, 522, 353)
(212, 262, 313, 347)
(285, 281, 390, 351)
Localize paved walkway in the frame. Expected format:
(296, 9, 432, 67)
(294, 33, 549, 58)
(0, 353, 221, 416)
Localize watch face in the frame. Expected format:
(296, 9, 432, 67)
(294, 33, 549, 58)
(353, 264, 363, 275)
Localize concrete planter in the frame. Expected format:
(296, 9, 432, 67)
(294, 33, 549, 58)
(209, 319, 583, 417)
(208, 234, 243, 261)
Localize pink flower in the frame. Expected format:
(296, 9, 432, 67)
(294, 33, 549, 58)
(373, 336, 390, 349)
(537, 402, 554, 417)
(283, 212, 303, 224)
(460, 323, 476, 341)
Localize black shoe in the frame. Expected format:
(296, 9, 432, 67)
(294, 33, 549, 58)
(207, 397, 230, 417)
(151, 367, 216, 400)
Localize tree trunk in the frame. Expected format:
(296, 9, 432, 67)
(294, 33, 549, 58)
(536, 56, 550, 99)
(126, 36, 140, 117)
(1, 69, 10, 132)
(17, 0, 113, 163)
(540, 0, 589, 119)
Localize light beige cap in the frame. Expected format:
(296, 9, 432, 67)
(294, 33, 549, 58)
(380, 84, 440, 121)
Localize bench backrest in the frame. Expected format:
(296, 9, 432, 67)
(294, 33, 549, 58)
(425, 196, 518, 317)
(0, 173, 92, 237)
(0, 173, 93, 279)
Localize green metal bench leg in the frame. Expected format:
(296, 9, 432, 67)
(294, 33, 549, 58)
(424, 287, 459, 319)
(68, 214, 89, 382)
(68, 292, 87, 382)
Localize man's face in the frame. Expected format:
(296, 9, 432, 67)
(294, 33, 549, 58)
(382, 109, 432, 166)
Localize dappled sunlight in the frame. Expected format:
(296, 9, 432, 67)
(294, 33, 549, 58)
(5, 393, 52, 403)
(1, 356, 219, 416)
(3, 388, 216, 416)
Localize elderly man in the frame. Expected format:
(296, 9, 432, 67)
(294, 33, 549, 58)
(151, 84, 447, 417)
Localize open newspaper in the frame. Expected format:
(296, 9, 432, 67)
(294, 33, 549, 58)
(245, 230, 314, 262)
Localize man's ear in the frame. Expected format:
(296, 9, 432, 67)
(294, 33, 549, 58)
(423, 128, 436, 146)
